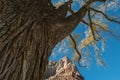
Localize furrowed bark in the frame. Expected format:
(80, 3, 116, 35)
(0, 0, 54, 80)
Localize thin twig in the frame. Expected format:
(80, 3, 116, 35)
(90, 7, 120, 24)
(66, 3, 83, 66)
(81, 19, 89, 25)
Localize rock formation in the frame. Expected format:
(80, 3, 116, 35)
(45, 56, 84, 80)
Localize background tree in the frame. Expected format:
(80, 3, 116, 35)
(0, 0, 120, 80)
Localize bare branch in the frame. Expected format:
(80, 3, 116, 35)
(69, 34, 82, 66)
(66, 5, 83, 66)
(88, 9, 99, 41)
(82, 20, 89, 25)
(90, 8, 120, 24)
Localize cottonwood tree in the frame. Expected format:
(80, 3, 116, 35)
(0, 0, 120, 80)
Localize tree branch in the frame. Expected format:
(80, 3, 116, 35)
(88, 9, 99, 41)
(81, 20, 89, 25)
(68, 0, 107, 21)
(82, 19, 105, 41)
(90, 7, 120, 24)
(52, 0, 107, 49)
(55, 0, 96, 42)
(64, 2, 83, 66)
(58, 0, 106, 37)
(69, 34, 82, 66)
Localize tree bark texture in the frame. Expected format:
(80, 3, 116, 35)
(0, 0, 105, 80)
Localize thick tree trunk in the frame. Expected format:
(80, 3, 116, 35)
(0, 0, 105, 80)
(0, 23, 53, 80)
(0, 0, 55, 80)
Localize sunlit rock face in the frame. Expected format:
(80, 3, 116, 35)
(45, 56, 84, 80)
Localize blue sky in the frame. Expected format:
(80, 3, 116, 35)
(79, 37, 120, 80)
(49, 25, 120, 80)
(50, 0, 120, 80)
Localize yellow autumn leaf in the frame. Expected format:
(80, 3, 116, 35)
(79, 30, 94, 49)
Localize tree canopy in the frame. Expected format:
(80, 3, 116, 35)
(51, 0, 120, 67)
